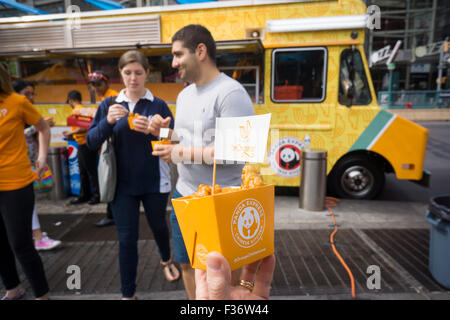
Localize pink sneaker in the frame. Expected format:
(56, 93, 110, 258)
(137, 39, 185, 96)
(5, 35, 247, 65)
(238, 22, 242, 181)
(35, 233, 62, 251)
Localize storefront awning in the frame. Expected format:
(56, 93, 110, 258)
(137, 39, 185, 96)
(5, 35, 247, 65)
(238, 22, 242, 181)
(0, 39, 264, 60)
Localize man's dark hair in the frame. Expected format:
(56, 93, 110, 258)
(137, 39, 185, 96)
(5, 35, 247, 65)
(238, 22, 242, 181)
(172, 24, 217, 64)
(12, 79, 34, 93)
(67, 90, 82, 103)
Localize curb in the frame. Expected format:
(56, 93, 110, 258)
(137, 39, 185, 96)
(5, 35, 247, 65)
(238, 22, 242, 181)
(389, 108, 450, 122)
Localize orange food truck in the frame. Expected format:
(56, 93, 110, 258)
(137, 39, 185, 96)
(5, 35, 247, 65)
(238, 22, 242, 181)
(0, 0, 429, 200)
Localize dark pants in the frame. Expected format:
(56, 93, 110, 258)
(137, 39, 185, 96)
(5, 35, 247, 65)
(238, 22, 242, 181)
(78, 143, 99, 200)
(111, 191, 170, 298)
(107, 203, 113, 220)
(0, 184, 49, 298)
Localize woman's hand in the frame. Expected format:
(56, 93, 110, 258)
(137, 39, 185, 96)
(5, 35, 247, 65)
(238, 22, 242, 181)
(35, 155, 47, 179)
(132, 115, 152, 134)
(107, 104, 129, 125)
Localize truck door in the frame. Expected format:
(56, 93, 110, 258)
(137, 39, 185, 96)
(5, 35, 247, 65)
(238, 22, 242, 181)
(264, 47, 334, 186)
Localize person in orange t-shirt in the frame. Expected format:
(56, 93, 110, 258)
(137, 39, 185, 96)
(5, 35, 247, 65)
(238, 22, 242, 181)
(13, 78, 61, 251)
(88, 71, 118, 227)
(63, 90, 100, 205)
(0, 64, 51, 300)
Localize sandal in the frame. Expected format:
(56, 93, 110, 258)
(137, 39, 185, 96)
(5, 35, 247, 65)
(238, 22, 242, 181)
(160, 259, 180, 282)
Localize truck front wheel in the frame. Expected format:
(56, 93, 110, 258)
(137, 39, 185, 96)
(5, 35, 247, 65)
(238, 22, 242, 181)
(328, 155, 385, 200)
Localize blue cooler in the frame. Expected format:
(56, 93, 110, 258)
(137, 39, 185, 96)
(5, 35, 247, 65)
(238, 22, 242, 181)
(426, 196, 450, 290)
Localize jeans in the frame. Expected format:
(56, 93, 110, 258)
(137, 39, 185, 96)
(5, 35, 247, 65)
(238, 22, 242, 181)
(111, 191, 170, 298)
(0, 183, 49, 298)
(169, 189, 190, 264)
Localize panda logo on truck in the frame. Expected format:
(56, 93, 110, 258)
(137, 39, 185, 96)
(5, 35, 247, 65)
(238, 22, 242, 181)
(268, 137, 304, 178)
(279, 146, 300, 169)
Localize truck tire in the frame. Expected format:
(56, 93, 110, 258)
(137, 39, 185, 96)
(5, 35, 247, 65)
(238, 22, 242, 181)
(328, 155, 385, 200)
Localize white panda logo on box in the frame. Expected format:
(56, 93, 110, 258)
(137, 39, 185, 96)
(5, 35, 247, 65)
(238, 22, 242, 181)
(231, 199, 265, 248)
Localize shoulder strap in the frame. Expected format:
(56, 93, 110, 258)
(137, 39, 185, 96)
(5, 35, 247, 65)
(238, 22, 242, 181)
(107, 95, 117, 107)
(106, 96, 118, 145)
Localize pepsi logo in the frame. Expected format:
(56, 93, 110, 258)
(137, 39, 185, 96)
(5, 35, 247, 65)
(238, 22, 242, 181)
(68, 145, 77, 159)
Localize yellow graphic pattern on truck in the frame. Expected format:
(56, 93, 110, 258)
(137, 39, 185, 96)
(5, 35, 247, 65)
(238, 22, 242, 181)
(160, 0, 368, 47)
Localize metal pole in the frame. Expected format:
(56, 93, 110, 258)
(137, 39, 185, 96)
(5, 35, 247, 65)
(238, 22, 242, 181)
(436, 37, 448, 105)
(429, 0, 437, 45)
(437, 38, 447, 92)
(388, 68, 393, 107)
(405, 0, 410, 49)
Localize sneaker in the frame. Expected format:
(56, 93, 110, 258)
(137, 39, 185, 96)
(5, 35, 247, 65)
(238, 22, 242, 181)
(35, 233, 62, 251)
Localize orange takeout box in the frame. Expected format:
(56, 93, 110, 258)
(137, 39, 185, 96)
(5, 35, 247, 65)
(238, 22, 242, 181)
(127, 112, 140, 130)
(151, 140, 171, 150)
(171, 184, 274, 271)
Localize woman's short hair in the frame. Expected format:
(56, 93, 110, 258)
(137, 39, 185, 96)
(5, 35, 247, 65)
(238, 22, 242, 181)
(118, 50, 150, 71)
(171, 24, 217, 64)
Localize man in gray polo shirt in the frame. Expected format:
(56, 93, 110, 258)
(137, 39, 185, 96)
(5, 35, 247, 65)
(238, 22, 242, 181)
(151, 24, 254, 300)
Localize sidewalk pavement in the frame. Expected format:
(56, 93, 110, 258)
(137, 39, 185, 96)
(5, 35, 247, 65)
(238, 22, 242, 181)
(30, 193, 450, 300)
(36, 194, 431, 229)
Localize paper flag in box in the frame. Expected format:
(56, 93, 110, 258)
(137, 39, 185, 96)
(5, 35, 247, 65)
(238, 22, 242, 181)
(214, 114, 271, 163)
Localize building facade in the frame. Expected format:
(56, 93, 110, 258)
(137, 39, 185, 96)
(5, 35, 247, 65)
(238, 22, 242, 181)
(364, 0, 449, 92)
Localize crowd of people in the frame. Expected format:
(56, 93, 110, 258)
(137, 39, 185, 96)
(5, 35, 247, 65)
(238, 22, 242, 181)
(0, 24, 275, 300)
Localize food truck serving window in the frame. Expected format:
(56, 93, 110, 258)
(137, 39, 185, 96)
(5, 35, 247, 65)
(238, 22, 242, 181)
(271, 47, 327, 103)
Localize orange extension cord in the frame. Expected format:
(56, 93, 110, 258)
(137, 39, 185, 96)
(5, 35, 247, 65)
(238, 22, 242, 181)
(325, 197, 356, 299)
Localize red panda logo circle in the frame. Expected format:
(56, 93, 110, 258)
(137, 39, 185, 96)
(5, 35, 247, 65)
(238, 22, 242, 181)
(268, 137, 304, 178)
(277, 145, 301, 170)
